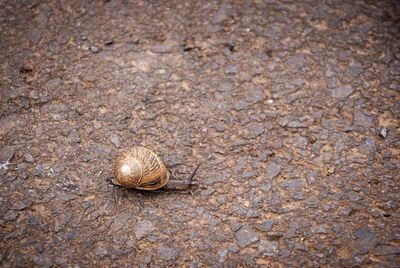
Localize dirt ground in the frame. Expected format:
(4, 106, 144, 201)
(1, 0, 399, 267)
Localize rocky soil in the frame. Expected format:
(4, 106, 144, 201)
(1, 0, 399, 267)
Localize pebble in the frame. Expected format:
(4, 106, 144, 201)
(292, 192, 305, 200)
(282, 178, 305, 190)
(90, 46, 99, 53)
(12, 200, 31, 210)
(33, 255, 52, 268)
(294, 136, 309, 149)
(258, 240, 278, 257)
(24, 153, 34, 162)
(379, 127, 388, 138)
(225, 65, 238, 74)
(332, 85, 354, 98)
(266, 163, 281, 179)
(374, 245, 400, 256)
(268, 192, 281, 205)
(260, 220, 275, 232)
(109, 134, 120, 148)
(235, 226, 259, 247)
(151, 42, 175, 53)
(354, 227, 377, 254)
(339, 50, 350, 61)
(311, 226, 329, 234)
(135, 220, 155, 240)
(0, 146, 14, 162)
(342, 207, 353, 216)
(3, 210, 18, 221)
(260, 182, 272, 192)
(215, 122, 225, 132)
(213, 5, 232, 24)
(157, 245, 178, 261)
(287, 120, 307, 128)
(234, 100, 249, 111)
(95, 245, 108, 257)
(279, 117, 289, 127)
(53, 163, 65, 173)
(112, 213, 130, 231)
(354, 110, 373, 128)
(326, 69, 335, 78)
(67, 230, 78, 240)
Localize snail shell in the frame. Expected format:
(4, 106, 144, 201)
(113, 146, 169, 190)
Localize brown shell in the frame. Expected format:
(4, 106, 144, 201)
(113, 146, 169, 190)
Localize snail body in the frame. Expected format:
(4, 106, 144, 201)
(113, 146, 199, 191)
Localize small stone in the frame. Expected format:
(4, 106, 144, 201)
(67, 229, 78, 240)
(282, 178, 305, 190)
(215, 122, 225, 132)
(82, 201, 91, 209)
(12, 200, 31, 210)
(213, 5, 232, 24)
(157, 245, 177, 261)
(266, 163, 281, 179)
(90, 46, 99, 53)
(287, 54, 305, 68)
(0, 146, 14, 162)
(279, 117, 289, 127)
(105, 39, 113, 46)
(260, 182, 272, 192)
(235, 226, 259, 247)
(311, 225, 329, 234)
(342, 207, 353, 216)
(234, 100, 249, 111)
(56, 192, 76, 202)
(46, 78, 62, 89)
(339, 50, 350, 61)
(379, 128, 388, 138)
(258, 240, 278, 257)
(225, 65, 238, 74)
(326, 69, 335, 77)
(96, 245, 108, 257)
(53, 163, 65, 173)
(249, 124, 264, 137)
(287, 120, 307, 128)
(34, 242, 44, 253)
(354, 110, 373, 128)
(230, 221, 243, 232)
(294, 137, 308, 149)
(374, 245, 400, 256)
(151, 41, 175, 53)
(332, 85, 354, 98)
(3, 210, 18, 221)
(348, 191, 362, 202)
(109, 134, 120, 148)
(228, 244, 240, 253)
(292, 192, 305, 200)
(135, 220, 155, 240)
(354, 227, 377, 254)
(29, 89, 39, 99)
(93, 121, 102, 129)
(268, 192, 281, 205)
(260, 220, 275, 232)
(33, 255, 52, 268)
(24, 153, 34, 162)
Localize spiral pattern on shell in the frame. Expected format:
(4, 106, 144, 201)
(113, 146, 169, 190)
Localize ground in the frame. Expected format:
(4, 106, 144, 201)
(0, 0, 399, 267)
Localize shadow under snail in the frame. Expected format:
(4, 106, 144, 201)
(110, 146, 200, 191)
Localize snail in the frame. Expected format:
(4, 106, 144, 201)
(110, 146, 200, 191)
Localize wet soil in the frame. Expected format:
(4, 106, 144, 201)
(1, 0, 399, 267)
